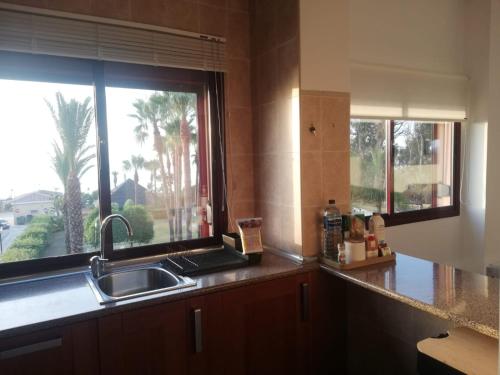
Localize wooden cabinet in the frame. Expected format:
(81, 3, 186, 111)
(99, 300, 188, 375)
(0, 320, 99, 375)
(218, 274, 312, 375)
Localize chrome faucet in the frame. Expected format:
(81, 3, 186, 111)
(90, 214, 134, 278)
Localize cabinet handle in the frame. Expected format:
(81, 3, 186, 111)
(193, 308, 203, 353)
(301, 282, 310, 322)
(0, 338, 62, 360)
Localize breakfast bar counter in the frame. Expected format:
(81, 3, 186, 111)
(321, 253, 499, 339)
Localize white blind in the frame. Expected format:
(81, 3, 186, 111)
(0, 9, 226, 72)
(350, 63, 468, 121)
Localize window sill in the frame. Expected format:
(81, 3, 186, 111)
(381, 205, 460, 227)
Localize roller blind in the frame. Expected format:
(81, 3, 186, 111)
(0, 8, 226, 72)
(350, 62, 468, 121)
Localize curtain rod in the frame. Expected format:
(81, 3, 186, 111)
(0, 2, 226, 43)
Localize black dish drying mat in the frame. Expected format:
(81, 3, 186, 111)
(162, 247, 248, 276)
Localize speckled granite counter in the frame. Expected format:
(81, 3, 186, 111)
(0, 252, 316, 338)
(321, 253, 499, 339)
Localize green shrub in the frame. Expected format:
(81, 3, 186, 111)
(83, 204, 155, 246)
(10, 237, 46, 252)
(1, 247, 38, 262)
(0, 218, 52, 263)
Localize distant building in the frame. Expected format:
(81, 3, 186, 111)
(111, 179, 146, 208)
(11, 190, 61, 223)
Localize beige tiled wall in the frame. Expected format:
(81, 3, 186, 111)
(3, 0, 257, 230)
(250, 0, 302, 255)
(300, 90, 350, 257)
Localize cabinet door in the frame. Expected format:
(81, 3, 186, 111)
(99, 300, 187, 375)
(186, 293, 225, 375)
(220, 274, 311, 375)
(0, 320, 99, 375)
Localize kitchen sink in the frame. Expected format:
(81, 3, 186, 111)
(86, 265, 196, 304)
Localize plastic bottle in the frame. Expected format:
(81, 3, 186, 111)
(368, 212, 385, 244)
(323, 200, 343, 259)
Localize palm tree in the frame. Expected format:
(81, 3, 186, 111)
(144, 159, 160, 193)
(112, 171, 118, 189)
(122, 160, 131, 181)
(162, 92, 197, 239)
(47, 92, 94, 254)
(130, 96, 175, 241)
(130, 155, 145, 204)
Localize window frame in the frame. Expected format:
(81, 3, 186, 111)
(351, 118, 461, 227)
(0, 52, 226, 278)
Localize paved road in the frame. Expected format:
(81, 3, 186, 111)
(0, 225, 26, 254)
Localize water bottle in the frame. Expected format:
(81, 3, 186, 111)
(323, 199, 343, 259)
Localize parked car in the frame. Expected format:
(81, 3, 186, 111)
(0, 219, 10, 230)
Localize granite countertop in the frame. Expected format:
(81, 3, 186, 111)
(0, 252, 315, 338)
(321, 253, 499, 339)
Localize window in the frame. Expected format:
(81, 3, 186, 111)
(350, 119, 460, 225)
(0, 52, 224, 277)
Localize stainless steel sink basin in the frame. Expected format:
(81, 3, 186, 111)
(86, 265, 196, 304)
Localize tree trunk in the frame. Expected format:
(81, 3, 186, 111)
(134, 169, 138, 204)
(62, 196, 71, 254)
(153, 124, 173, 242)
(174, 143, 183, 241)
(180, 117, 192, 239)
(165, 150, 175, 241)
(66, 171, 84, 253)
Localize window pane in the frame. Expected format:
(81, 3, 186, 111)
(393, 121, 454, 212)
(106, 87, 210, 249)
(0, 79, 99, 263)
(350, 119, 387, 215)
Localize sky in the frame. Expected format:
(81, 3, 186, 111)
(0, 79, 197, 200)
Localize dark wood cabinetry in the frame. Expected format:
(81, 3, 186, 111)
(219, 274, 312, 375)
(0, 320, 99, 375)
(1, 270, 331, 375)
(99, 300, 188, 375)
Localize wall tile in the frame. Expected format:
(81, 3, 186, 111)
(90, 0, 131, 20)
(131, 0, 199, 31)
(281, 205, 302, 255)
(255, 154, 282, 205)
(280, 152, 300, 207)
(300, 95, 321, 152)
(278, 98, 299, 153)
(227, 10, 250, 58)
(228, 0, 248, 12)
(320, 95, 350, 152)
(228, 154, 255, 201)
(227, 108, 253, 155)
(228, 200, 255, 231)
(199, 3, 227, 36)
(278, 38, 299, 99)
(273, 0, 298, 45)
(256, 49, 279, 105)
(301, 152, 323, 207)
(47, 0, 91, 13)
(261, 202, 282, 248)
(322, 151, 350, 205)
(227, 58, 251, 108)
(257, 102, 280, 154)
(198, 0, 226, 8)
(301, 206, 322, 257)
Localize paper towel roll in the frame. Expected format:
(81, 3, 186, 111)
(345, 240, 366, 263)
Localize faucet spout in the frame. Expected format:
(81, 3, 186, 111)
(90, 214, 134, 278)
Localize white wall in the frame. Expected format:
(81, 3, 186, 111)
(484, 0, 500, 267)
(299, 0, 350, 92)
(460, 0, 490, 273)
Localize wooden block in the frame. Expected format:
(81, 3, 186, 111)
(417, 327, 498, 375)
